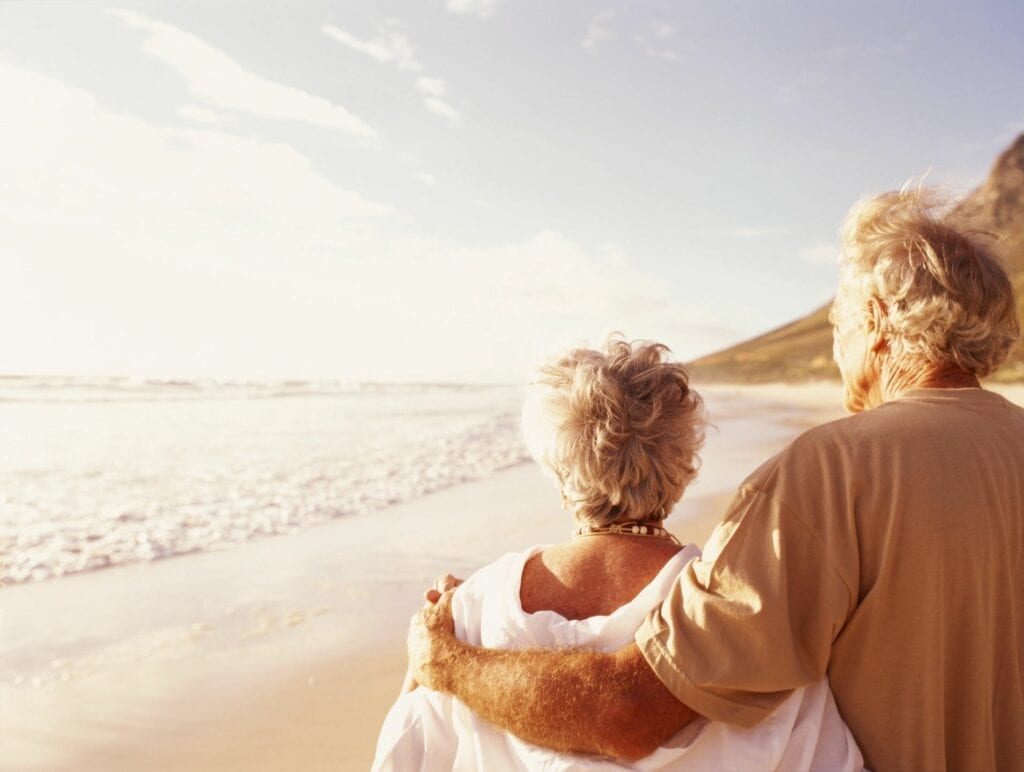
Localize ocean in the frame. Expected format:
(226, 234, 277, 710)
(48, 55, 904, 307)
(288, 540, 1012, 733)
(0, 377, 527, 585)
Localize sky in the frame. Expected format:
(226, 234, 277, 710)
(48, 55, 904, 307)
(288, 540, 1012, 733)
(1, 0, 1022, 382)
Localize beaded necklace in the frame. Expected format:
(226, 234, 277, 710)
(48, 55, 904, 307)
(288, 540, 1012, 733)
(572, 520, 681, 546)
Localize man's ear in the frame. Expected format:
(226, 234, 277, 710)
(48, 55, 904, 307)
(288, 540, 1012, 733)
(865, 296, 888, 353)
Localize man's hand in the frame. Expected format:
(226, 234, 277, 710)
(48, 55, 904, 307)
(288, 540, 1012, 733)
(407, 587, 460, 693)
(424, 573, 463, 604)
(401, 574, 464, 693)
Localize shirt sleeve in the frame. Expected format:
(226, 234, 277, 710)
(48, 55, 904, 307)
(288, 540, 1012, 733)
(635, 484, 853, 728)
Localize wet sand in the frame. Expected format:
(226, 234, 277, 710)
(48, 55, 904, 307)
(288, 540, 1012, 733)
(8, 383, 1019, 770)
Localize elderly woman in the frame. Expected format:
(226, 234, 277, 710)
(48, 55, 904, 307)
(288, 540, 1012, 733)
(407, 189, 1024, 770)
(374, 338, 862, 769)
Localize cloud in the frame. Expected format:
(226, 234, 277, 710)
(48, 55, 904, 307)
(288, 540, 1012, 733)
(324, 23, 463, 126)
(799, 242, 840, 265)
(423, 96, 464, 126)
(825, 31, 918, 62)
(0, 63, 740, 381)
(654, 23, 675, 40)
(582, 10, 616, 51)
(415, 76, 446, 98)
(322, 22, 422, 72)
(645, 48, 679, 62)
(178, 104, 223, 124)
(0, 61, 393, 376)
(732, 226, 788, 239)
(825, 45, 850, 62)
(703, 226, 789, 239)
(445, 0, 505, 18)
(415, 76, 463, 125)
(733, 227, 787, 238)
(366, 232, 745, 380)
(416, 172, 436, 185)
(632, 23, 679, 61)
(108, 8, 376, 141)
(891, 30, 919, 56)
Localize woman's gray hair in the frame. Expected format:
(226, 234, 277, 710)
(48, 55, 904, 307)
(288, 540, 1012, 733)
(837, 187, 1020, 377)
(521, 336, 706, 527)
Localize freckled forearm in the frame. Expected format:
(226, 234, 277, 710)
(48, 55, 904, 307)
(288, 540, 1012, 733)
(436, 639, 696, 760)
(438, 638, 613, 754)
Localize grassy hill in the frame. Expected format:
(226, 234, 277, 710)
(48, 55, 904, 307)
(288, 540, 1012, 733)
(688, 134, 1024, 383)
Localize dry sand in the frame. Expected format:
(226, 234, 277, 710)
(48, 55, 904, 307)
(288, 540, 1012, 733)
(6, 383, 1019, 770)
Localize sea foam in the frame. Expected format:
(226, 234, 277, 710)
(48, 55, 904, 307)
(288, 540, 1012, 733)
(0, 380, 528, 585)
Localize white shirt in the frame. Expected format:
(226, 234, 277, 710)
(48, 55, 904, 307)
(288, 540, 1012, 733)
(373, 544, 863, 771)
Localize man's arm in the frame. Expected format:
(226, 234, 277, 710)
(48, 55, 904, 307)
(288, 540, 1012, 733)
(407, 590, 698, 761)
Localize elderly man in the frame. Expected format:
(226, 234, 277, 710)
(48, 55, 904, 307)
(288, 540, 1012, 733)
(407, 188, 1024, 770)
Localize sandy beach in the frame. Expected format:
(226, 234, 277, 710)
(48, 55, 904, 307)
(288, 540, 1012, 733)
(3, 382, 1021, 770)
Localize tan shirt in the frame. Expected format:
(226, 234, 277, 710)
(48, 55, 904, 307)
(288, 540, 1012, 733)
(636, 388, 1024, 771)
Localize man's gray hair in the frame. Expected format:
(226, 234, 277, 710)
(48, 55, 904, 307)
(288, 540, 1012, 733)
(837, 187, 1020, 377)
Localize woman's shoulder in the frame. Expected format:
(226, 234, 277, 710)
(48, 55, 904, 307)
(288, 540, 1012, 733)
(458, 545, 544, 596)
(519, 539, 700, 620)
(453, 541, 700, 647)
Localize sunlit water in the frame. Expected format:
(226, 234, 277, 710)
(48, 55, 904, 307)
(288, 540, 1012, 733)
(0, 378, 526, 585)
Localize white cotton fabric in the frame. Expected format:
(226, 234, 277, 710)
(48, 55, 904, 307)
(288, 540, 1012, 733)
(373, 544, 863, 771)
